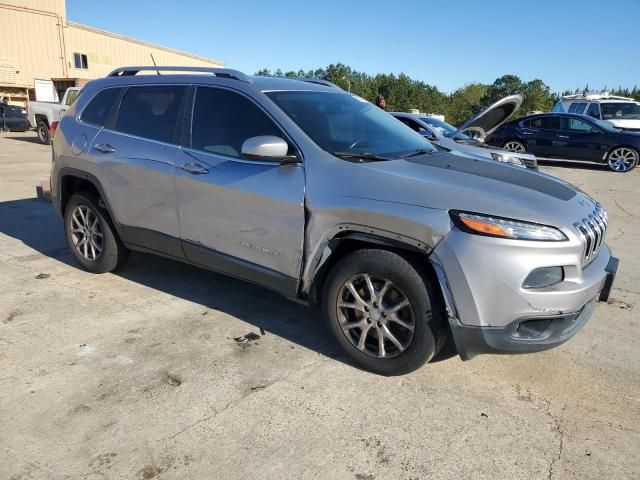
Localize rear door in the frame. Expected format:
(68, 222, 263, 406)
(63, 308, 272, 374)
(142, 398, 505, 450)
(522, 116, 560, 156)
(89, 85, 187, 255)
(174, 85, 305, 296)
(555, 117, 606, 161)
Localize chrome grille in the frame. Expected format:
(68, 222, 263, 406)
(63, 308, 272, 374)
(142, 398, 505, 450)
(574, 203, 608, 265)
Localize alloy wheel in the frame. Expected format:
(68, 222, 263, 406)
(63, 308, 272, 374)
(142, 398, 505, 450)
(336, 273, 415, 358)
(504, 141, 525, 153)
(69, 205, 103, 261)
(608, 148, 637, 172)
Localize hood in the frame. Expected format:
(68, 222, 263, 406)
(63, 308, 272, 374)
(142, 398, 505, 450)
(606, 118, 640, 129)
(455, 94, 523, 138)
(339, 152, 594, 228)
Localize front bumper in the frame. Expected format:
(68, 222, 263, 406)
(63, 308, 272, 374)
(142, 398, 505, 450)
(431, 227, 618, 360)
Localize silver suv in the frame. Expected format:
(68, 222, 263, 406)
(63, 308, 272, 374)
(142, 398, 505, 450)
(50, 66, 618, 375)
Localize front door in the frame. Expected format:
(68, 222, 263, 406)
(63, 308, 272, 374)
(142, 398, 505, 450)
(174, 86, 305, 296)
(555, 117, 606, 161)
(90, 85, 186, 255)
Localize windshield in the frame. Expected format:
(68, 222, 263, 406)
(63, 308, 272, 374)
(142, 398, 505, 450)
(266, 91, 437, 159)
(601, 102, 640, 120)
(419, 116, 472, 141)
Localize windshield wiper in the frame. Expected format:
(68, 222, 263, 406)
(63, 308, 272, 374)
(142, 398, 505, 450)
(398, 148, 435, 158)
(332, 151, 395, 162)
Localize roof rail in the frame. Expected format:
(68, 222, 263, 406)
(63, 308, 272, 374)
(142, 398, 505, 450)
(295, 78, 342, 90)
(107, 66, 252, 83)
(561, 92, 635, 102)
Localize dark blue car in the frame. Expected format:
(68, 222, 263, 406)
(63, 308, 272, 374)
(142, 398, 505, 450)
(486, 112, 640, 172)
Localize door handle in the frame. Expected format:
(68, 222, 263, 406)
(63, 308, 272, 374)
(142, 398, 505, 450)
(522, 131, 534, 135)
(179, 162, 209, 175)
(557, 135, 570, 139)
(94, 143, 116, 153)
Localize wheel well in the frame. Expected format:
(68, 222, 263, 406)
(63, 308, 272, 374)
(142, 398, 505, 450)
(60, 175, 101, 214)
(308, 236, 444, 312)
(503, 137, 523, 147)
(34, 114, 49, 127)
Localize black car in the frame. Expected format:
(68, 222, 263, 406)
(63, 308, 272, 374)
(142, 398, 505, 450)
(0, 103, 30, 132)
(486, 112, 640, 172)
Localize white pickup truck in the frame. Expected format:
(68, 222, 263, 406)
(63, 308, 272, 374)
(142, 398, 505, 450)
(28, 87, 81, 144)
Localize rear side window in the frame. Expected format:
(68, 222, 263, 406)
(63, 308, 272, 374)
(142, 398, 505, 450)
(191, 87, 282, 158)
(81, 88, 122, 127)
(531, 116, 559, 130)
(115, 86, 185, 144)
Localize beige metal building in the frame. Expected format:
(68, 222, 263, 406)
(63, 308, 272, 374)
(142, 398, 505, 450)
(0, 0, 224, 106)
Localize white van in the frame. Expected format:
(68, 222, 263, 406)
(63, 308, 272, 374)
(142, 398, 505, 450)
(552, 93, 640, 132)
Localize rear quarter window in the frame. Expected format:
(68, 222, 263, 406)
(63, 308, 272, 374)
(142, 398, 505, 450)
(115, 86, 186, 144)
(80, 88, 122, 127)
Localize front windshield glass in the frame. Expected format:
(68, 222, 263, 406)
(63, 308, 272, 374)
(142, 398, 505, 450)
(419, 116, 472, 141)
(266, 91, 437, 158)
(601, 102, 640, 120)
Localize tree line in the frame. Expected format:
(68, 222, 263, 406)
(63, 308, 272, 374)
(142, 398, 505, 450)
(255, 64, 640, 126)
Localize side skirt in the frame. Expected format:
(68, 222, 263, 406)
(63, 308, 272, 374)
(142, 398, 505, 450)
(121, 225, 299, 299)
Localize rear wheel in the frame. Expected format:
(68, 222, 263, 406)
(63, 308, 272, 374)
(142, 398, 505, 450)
(322, 249, 447, 376)
(36, 120, 50, 145)
(607, 147, 638, 172)
(503, 140, 526, 153)
(64, 193, 129, 273)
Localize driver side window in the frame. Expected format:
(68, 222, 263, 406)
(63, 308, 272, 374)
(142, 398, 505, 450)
(567, 118, 596, 132)
(191, 87, 284, 158)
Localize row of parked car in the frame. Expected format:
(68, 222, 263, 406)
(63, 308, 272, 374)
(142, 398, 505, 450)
(395, 93, 640, 173)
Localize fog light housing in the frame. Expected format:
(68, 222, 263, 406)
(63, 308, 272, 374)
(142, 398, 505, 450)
(523, 267, 564, 289)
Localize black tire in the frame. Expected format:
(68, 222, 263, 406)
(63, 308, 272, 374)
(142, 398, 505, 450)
(64, 192, 129, 273)
(36, 120, 50, 145)
(322, 249, 447, 375)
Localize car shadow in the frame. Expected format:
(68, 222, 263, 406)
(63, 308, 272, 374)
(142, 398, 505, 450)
(2, 135, 44, 145)
(2, 198, 462, 371)
(537, 158, 610, 171)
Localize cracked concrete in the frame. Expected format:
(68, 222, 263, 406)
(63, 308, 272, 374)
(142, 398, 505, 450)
(1, 134, 639, 479)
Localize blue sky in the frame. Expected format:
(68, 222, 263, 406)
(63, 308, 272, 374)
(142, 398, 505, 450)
(67, 0, 640, 93)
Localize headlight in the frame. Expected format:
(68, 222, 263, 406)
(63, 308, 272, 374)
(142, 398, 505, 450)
(490, 152, 525, 167)
(450, 211, 568, 241)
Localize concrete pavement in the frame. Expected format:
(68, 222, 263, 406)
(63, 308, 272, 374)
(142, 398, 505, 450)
(0, 132, 638, 479)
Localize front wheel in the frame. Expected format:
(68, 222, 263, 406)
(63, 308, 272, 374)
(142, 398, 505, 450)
(322, 249, 447, 376)
(36, 120, 50, 145)
(64, 193, 129, 273)
(503, 140, 526, 153)
(607, 147, 638, 172)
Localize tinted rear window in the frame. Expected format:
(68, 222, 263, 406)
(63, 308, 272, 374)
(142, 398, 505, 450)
(531, 116, 559, 129)
(81, 88, 122, 127)
(115, 86, 185, 143)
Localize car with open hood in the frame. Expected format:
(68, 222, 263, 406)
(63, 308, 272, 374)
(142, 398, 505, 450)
(50, 67, 617, 375)
(391, 95, 538, 169)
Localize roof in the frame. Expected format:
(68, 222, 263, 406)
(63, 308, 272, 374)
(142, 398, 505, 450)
(250, 76, 343, 93)
(67, 22, 224, 66)
(85, 69, 347, 95)
(561, 93, 637, 103)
